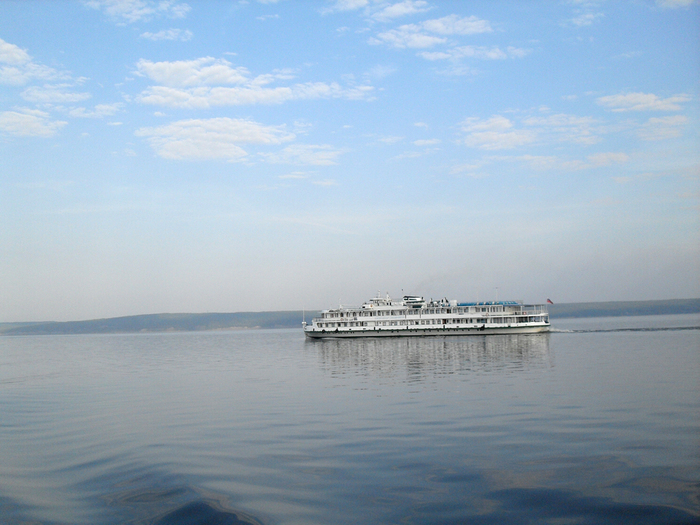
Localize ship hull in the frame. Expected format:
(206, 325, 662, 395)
(304, 324, 549, 339)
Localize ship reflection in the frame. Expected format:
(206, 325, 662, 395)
(309, 333, 552, 380)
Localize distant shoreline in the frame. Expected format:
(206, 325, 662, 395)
(1, 299, 698, 336)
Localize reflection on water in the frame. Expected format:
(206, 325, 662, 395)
(108, 484, 264, 525)
(152, 501, 262, 525)
(311, 333, 552, 379)
(105, 474, 265, 525)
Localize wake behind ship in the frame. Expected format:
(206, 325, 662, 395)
(303, 293, 550, 339)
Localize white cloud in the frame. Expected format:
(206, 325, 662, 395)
(506, 46, 530, 59)
(261, 144, 346, 165)
(614, 176, 634, 184)
(377, 135, 404, 144)
(420, 14, 492, 35)
(370, 26, 447, 48)
(0, 38, 31, 65)
(611, 51, 642, 60)
(522, 113, 601, 145)
(140, 28, 193, 41)
(461, 112, 609, 151)
(413, 139, 440, 146)
(0, 38, 69, 86)
(369, 14, 520, 69)
(135, 117, 295, 161)
(137, 82, 372, 108)
(463, 129, 536, 150)
(15, 180, 75, 191)
(371, 1, 431, 22)
(461, 115, 514, 133)
(323, 0, 369, 12)
(637, 115, 688, 140)
(516, 155, 558, 170)
(420, 45, 529, 61)
(596, 92, 690, 112)
(448, 163, 483, 175)
(365, 64, 397, 80)
(517, 152, 629, 171)
(656, 0, 697, 7)
(369, 14, 492, 49)
(460, 115, 536, 150)
(69, 103, 124, 118)
(0, 63, 67, 86)
(83, 0, 191, 23)
(587, 152, 629, 166)
(0, 108, 67, 137)
(389, 150, 425, 160)
(21, 84, 92, 104)
(570, 12, 604, 26)
(16, 80, 123, 120)
(135, 57, 374, 107)
(136, 57, 250, 87)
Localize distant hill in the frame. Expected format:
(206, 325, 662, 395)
(0, 311, 317, 336)
(546, 299, 700, 319)
(1, 299, 698, 336)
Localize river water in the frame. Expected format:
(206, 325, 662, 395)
(0, 314, 698, 524)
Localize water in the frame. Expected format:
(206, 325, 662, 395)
(0, 314, 698, 524)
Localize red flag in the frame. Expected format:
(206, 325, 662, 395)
(547, 299, 554, 304)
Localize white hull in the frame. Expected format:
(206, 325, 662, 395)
(304, 325, 549, 339)
(304, 324, 549, 339)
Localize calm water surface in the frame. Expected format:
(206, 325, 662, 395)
(1, 314, 698, 524)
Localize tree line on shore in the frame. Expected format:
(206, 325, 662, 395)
(1, 299, 698, 336)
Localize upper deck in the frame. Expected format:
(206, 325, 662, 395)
(314, 295, 548, 321)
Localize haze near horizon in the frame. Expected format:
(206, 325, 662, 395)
(1, 0, 698, 323)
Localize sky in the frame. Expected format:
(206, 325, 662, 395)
(0, 0, 698, 322)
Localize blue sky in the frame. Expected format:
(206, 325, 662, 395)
(1, 0, 698, 322)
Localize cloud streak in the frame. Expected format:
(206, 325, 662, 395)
(140, 28, 193, 41)
(0, 38, 70, 86)
(135, 118, 295, 161)
(597, 92, 690, 112)
(369, 14, 493, 49)
(261, 144, 346, 165)
(0, 108, 67, 137)
(371, 0, 432, 21)
(135, 57, 374, 108)
(83, 0, 191, 23)
(460, 116, 537, 150)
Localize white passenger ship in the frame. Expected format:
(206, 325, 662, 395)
(303, 293, 550, 339)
